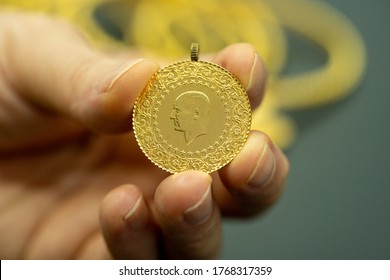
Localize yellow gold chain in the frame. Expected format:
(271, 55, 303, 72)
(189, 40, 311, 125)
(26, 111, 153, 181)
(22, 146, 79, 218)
(0, 0, 366, 149)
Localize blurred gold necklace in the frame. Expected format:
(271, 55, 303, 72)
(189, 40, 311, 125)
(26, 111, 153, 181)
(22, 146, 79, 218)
(1, 0, 366, 149)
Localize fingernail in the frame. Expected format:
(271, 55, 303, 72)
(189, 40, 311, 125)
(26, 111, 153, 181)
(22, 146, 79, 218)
(184, 186, 213, 225)
(101, 58, 145, 92)
(246, 52, 258, 92)
(123, 195, 145, 229)
(248, 142, 276, 188)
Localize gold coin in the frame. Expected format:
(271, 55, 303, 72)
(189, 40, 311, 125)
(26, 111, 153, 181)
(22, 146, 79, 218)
(133, 44, 251, 173)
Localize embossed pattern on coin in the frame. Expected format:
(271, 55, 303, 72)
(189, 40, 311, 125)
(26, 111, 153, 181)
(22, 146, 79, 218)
(133, 60, 251, 173)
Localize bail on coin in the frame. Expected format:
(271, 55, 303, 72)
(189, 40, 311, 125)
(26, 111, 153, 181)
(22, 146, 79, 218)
(191, 43, 199, 61)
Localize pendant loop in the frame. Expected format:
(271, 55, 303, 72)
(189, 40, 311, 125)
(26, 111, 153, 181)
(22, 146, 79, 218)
(190, 43, 200, 61)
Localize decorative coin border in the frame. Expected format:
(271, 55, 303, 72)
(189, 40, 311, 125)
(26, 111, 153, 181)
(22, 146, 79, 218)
(133, 60, 251, 174)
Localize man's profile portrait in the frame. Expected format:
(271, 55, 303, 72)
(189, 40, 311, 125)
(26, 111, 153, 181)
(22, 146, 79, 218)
(170, 91, 210, 145)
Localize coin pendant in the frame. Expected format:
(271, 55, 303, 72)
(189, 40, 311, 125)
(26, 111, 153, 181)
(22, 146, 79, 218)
(133, 44, 251, 173)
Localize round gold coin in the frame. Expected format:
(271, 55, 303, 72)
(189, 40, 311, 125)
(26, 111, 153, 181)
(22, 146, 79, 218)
(133, 46, 251, 173)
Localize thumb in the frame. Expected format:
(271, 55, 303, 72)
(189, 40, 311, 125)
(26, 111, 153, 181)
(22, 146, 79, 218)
(1, 12, 158, 133)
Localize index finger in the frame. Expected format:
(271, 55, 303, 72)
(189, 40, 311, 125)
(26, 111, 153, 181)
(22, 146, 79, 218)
(0, 12, 158, 133)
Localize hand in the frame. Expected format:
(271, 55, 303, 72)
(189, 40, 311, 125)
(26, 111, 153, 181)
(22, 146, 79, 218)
(0, 12, 289, 259)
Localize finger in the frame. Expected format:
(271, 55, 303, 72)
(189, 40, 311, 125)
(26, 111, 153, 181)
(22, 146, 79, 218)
(210, 43, 267, 110)
(0, 12, 158, 133)
(215, 130, 289, 217)
(100, 184, 158, 259)
(154, 171, 221, 259)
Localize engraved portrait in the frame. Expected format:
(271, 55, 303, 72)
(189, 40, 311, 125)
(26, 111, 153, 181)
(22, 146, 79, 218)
(170, 91, 210, 144)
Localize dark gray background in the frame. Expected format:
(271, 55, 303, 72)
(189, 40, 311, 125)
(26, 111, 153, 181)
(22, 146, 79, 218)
(222, 0, 390, 259)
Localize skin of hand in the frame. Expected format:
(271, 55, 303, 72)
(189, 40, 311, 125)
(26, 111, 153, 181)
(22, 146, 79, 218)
(0, 12, 289, 259)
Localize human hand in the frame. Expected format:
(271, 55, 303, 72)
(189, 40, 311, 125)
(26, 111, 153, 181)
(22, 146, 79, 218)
(0, 12, 289, 259)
